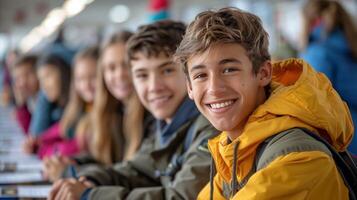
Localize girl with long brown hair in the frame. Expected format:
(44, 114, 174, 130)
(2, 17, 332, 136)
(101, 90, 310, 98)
(90, 30, 150, 164)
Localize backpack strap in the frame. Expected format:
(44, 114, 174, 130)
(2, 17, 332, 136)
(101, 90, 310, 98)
(298, 128, 357, 200)
(256, 128, 331, 170)
(220, 128, 357, 199)
(222, 128, 330, 196)
(255, 128, 357, 200)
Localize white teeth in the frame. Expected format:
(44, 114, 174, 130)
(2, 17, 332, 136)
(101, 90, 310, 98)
(210, 100, 233, 109)
(151, 96, 169, 103)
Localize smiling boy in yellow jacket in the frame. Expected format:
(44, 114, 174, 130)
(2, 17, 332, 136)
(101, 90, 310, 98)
(175, 7, 354, 200)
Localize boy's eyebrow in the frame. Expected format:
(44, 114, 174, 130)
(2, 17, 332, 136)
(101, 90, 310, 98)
(157, 61, 174, 69)
(190, 65, 206, 73)
(133, 61, 173, 73)
(219, 58, 242, 65)
(190, 58, 242, 73)
(133, 68, 146, 73)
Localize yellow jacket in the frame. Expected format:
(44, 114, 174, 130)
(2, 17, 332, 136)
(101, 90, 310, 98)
(198, 59, 354, 200)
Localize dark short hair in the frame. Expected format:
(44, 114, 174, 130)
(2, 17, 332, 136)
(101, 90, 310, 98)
(126, 20, 186, 64)
(14, 54, 38, 71)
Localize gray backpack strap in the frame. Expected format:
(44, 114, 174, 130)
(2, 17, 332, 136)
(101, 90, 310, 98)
(256, 128, 332, 171)
(220, 128, 334, 196)
(255, 128, 357, 200)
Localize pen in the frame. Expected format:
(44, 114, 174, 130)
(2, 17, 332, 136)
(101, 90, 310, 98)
(69, 165, 77, 179)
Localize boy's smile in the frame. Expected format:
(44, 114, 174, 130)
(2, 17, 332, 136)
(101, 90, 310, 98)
(206, 99, 236, 113)
(186, 43, 271, 139)
(149, 95, 173, 108)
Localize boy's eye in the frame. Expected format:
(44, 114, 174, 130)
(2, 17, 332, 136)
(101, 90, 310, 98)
(135, 73, 147, 79)
(162, 67, 175, 75)
(223, 67, 238, 73)
(192, 73, 207, 80)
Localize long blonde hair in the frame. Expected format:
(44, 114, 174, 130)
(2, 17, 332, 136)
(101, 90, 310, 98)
(59, 46, 99, 138)
(91, 31, 145, 165)
(302, 0, 357, 58)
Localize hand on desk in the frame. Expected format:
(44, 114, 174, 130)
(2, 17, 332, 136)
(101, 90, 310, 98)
(48, 177, 94, 200)
(43, 155, 74, 182)
(22, 136, 38, 154)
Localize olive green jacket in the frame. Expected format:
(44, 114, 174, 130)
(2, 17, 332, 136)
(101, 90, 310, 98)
(79, 114, 218, 200)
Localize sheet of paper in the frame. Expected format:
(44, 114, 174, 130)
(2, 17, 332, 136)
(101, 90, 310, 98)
(0, 171, 44, 184)
(0, 106, 46, 187)
(0, 185, 52, 198)
(0, 162, 43, 172)
(0, 154, 41, 163)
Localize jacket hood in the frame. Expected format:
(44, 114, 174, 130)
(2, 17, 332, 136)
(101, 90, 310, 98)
(208, 58, 354, 182)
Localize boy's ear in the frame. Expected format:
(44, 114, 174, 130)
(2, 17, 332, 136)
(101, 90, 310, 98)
(258, 61, 272, 87)
(186, 78, 194, 100)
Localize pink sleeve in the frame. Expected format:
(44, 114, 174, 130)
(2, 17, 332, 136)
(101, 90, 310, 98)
(38, 138, 81, 159)
(38, 123, 62, 143)
(15, 105, 31, 135)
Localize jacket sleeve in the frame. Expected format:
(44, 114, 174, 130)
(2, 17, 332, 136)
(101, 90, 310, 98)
(15, 104, 31, 134)
(29, 91, 53, 136)
(78, 135, 160, 188)
(232, 151, 349, 200)
(72, 154, 100, 165)
(87, 126, 218, 200)
(38, 123, 61, 143)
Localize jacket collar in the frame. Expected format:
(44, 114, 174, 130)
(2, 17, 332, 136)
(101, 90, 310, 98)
(156, 96, 200, 147)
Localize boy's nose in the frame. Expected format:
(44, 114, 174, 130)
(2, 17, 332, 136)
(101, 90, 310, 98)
(207, 75, 226, 95)
(149, 74, 164, 93)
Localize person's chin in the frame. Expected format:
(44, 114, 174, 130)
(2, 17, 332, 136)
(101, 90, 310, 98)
(152, 111, 170, 121)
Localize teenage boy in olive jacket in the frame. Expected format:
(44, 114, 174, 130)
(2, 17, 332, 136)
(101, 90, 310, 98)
(48, 20, 218, 200)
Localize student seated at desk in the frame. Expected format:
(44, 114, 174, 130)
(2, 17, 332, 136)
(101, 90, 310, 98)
(11, 55, 39, 134)
(22, 54, 71, 154)
(175, 7, 354, 200)
(30, 54, 73, 137)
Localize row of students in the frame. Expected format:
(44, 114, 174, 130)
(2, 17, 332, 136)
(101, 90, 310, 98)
(35, 46, 99, 159)
(47, 7, 354, 200)
(35, 32, 153, 181)
(43, 31, 155, 182)
(14, 31, 155, 183)
(48, 20, 218, 200)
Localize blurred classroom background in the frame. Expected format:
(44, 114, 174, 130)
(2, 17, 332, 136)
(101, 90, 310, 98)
(0, 0, 355, 60)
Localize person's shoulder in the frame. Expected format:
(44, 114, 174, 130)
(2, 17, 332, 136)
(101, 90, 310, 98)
(257, 128, 332, 170)
(190, 115, 219, 150)
(192, 115, 219, 136)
